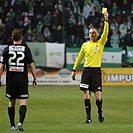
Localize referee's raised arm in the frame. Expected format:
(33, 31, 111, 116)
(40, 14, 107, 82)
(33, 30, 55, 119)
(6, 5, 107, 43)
(99, 11, 109, 45)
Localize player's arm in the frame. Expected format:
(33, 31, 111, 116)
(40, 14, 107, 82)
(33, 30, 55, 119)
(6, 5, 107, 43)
(26, 46, 37, 87)
(99, 12, 109, 45)
(73, 48, 85, 71)
(72, 47, 85, 81)
(29, 62, 37, 87)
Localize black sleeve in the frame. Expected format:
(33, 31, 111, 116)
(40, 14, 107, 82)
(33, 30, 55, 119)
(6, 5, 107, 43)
(25, 46, 34, 64)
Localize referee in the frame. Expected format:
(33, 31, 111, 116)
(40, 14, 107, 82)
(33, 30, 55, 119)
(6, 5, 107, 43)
(0, 29, 37, 130)
(72, 11, 109, 124)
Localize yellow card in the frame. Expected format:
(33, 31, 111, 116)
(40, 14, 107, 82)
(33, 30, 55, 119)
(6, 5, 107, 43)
(102, 7, 107, 14)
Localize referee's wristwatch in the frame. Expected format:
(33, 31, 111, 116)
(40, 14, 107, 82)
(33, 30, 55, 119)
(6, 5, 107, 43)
(72, 69, 76, 72)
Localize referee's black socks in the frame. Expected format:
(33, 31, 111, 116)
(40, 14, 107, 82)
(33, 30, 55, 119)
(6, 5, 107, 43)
(84, 99, 91, 119)
(96, 99, 103, 114)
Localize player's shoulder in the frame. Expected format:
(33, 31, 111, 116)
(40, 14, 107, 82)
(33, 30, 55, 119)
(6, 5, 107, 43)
(22, 43, 30, 49)
(24, 44, 31, 52)
(81, 41, 90, 47)
(17, 43, 30, 50)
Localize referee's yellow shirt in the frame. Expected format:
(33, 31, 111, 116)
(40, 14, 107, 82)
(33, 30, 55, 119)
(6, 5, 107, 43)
(73, 21, 109, 70)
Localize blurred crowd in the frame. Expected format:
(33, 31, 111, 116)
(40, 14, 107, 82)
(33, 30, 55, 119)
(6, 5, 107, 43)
(0, 0, 133, 49)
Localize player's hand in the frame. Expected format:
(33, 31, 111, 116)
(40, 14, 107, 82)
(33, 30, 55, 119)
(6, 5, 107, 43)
(72, 71, 76, 81)
(33, 79, 37, 87)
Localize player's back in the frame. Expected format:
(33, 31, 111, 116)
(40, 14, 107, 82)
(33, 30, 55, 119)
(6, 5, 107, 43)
(3, 44, 29, 86)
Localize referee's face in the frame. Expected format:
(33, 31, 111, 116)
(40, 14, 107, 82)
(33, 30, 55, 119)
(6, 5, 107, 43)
(89, 28, 99, 42)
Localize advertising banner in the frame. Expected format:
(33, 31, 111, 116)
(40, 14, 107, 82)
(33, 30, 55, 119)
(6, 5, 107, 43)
(1, 68, 133, 86)
(65, 47, 84, 70)
(30, 68, 133, 86)
(26, 42, 47, 67)
(45, 42, 65, 68)
(101, 68, 133, 86)
(102, 47, 122, 67)
(127, 46, 133, 64)
(27, 42, 65, 68)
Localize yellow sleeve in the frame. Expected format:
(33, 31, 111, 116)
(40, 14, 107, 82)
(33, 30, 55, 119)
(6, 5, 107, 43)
(73, 46, 85, 70)
(99, 21, 109, 45)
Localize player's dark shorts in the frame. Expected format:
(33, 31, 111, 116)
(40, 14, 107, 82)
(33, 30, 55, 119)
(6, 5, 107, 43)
(80, 67, 102, 92)
(6, 85, 29, 99)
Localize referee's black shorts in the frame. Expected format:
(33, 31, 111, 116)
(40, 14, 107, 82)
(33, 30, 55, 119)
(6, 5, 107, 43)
(80, 67, 102, 92)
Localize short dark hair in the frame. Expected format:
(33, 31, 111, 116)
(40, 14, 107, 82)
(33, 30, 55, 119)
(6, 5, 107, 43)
(12, 29, 22, 41)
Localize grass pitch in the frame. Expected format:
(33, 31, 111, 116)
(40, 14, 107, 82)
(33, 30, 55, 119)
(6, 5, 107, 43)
(0, 85, 132, 133)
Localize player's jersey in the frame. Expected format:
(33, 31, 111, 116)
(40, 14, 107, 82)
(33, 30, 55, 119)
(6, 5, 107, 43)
(1, 44, 34, 86)
(73, 21, 109, 70)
